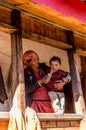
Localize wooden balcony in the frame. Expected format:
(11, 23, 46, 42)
(0, 112, 83, 130)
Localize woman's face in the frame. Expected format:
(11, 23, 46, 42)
(30, 54, 39, 69)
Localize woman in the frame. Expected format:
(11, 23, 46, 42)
(23, 50, 54, 113)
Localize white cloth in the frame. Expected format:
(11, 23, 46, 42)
(25, 107, 41, 130)
(48, 91, 65, 114)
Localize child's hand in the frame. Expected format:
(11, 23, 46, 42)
(50, 68, 56, 74)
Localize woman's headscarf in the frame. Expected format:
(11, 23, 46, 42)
(23, 50, 39, 69)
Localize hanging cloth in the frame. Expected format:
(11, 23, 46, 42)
(25, 107, 41, 130)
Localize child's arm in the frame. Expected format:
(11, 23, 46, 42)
(43, 73, 52, 84)
(54, 73, 71, 90)
(38, 73, 52, 85)
(39, 68, 55, 84)
(43, 68, 56, 84)
(62, 73, 71, 84)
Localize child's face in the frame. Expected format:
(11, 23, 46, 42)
(50, 61, 61, 72)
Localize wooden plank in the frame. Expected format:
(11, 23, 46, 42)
(0, 112, 9, 120)
(0, 22, 16, 33)
(70, 120, 80, 127)
(21, 15, 67, 43)
(76, 49, 86, 57)
(37, 113, 83, 121)
(41, 121, 56, 128)
(0, 120, 9, 130)
(0, 5, 11, 11)
(57, 121, 70, 128)
(74, 34, 86, 50)
(22, 31, 72, 50)
(16, 2, 86, 36)
(5, 0, 30, 4)
(0, 5, 11, 26)
(1, 1, 86, 37)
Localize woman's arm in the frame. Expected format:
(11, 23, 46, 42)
(24, 69, 40, 94)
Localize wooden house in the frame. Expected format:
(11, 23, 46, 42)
(0, 0, 86, 130)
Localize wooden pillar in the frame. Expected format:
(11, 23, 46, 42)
(81, 57, 86, 107)
(11, 9, 25, 113)
(66, 31, 85, 114)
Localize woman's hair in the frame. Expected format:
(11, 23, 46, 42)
(23, 50, 39, 68)
(49, 56, 61, 65)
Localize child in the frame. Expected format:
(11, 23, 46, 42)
(43, 56, 71, 114)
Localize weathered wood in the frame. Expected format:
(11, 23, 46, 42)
(11, 9, 25, 113)
(1, 1, 86, 38)
(74, 34, 86, 54)
(21, 15, 67, 44)
(0, 22, 16, 33)
(66, 31, 86, 114)
(37, 113, 83, 121)
(22, 31, 72, 50)
(0, 112, 10, 120)
(81, 57, 86, 107)
(16, 1, 86, 36)
(0, 120, 9, 130)
(76, 49, 86, 57)
(0, 4, 86, 54)
(5, 0, 29, 4)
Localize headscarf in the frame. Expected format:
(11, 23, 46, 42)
(23, 50, 39, 69)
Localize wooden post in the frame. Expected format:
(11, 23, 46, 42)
(11, 9, 25, 113)
(81, 57, 86, 107)
(66, 31, 85, 114)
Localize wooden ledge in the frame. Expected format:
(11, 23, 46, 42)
(37, 113, 84, 121)
(0, 112, 84, 121)
(0, 112, 10, 120)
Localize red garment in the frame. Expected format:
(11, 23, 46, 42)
(46, 69, 69, 91)
(30, 69, 54, 113)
